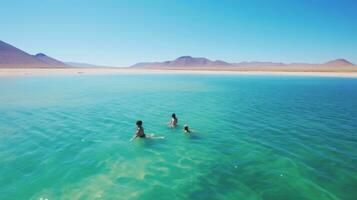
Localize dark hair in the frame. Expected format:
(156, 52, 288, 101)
(184, 125, 189, 131)
(136, 120, 143, 126)
(172, 113, 176, 119)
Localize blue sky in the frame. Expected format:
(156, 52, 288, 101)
(1, 0, 356, 66)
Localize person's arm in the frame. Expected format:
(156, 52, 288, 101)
(130, 135, 138, 141)
(167, 120, 172, 127)
(130, 128, 140, 141)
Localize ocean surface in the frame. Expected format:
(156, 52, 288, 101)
(0, 74, 356, 200)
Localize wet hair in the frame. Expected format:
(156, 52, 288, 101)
(172, 113, 176, 119)
(184, 125, 189, 132)
(136, 120, 143, 126)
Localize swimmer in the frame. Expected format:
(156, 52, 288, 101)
(130, 120, 165, 141)
(168, 113, 178, 127)
(130, 120, 145, 141)
(183, 124, 191, 133)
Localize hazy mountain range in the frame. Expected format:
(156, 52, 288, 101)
(131, 56, 354, 68)
(0, 40, 355, 69)
(0, 40, 68, 68)
(65, 62, 103, 68)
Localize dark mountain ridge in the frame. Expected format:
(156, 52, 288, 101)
(0, 40, 67, 68)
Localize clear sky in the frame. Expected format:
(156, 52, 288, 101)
(1, 0, 356, 66)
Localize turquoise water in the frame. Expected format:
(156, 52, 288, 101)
(0, 74, 357, 200)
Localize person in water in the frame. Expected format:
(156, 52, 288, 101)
(131, 120, 165, 141)
(183, 124, 191, 133)
(169, 113, 178, 127)
(131, 120, 145, 140)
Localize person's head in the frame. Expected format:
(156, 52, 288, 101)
(184, 125, 189, 132)
(172, 113, 176, 119)
(136, 120, 143, 127)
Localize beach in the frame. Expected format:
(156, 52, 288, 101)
(1, 67, 357, 78)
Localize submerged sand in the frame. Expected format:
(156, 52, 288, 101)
(0, 68, 357, 78)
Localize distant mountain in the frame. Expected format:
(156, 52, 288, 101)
(0, 40, 48, 67)
(34, 53, 68, 67)
(2, 39, 355, 69)
(0, 40, 68, 68)
(324, 59, 354, 66)
(131, 56, 355, 68)
(66, 62, 103, 68)
(131, 56, 232, 68)
(131, 62, 162, 68)
(130, 56, 288, 68)
(165, 56, 232, 67)
(234, 61, 285, 67)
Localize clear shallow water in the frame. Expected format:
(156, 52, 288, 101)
(0, 74, 356, 200)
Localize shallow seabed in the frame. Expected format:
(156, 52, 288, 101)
(0, 74, 356, 200)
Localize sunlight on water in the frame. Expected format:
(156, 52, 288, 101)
(0, 74, 356, 200)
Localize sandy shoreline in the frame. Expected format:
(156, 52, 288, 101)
(0, 68, 357, 78)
